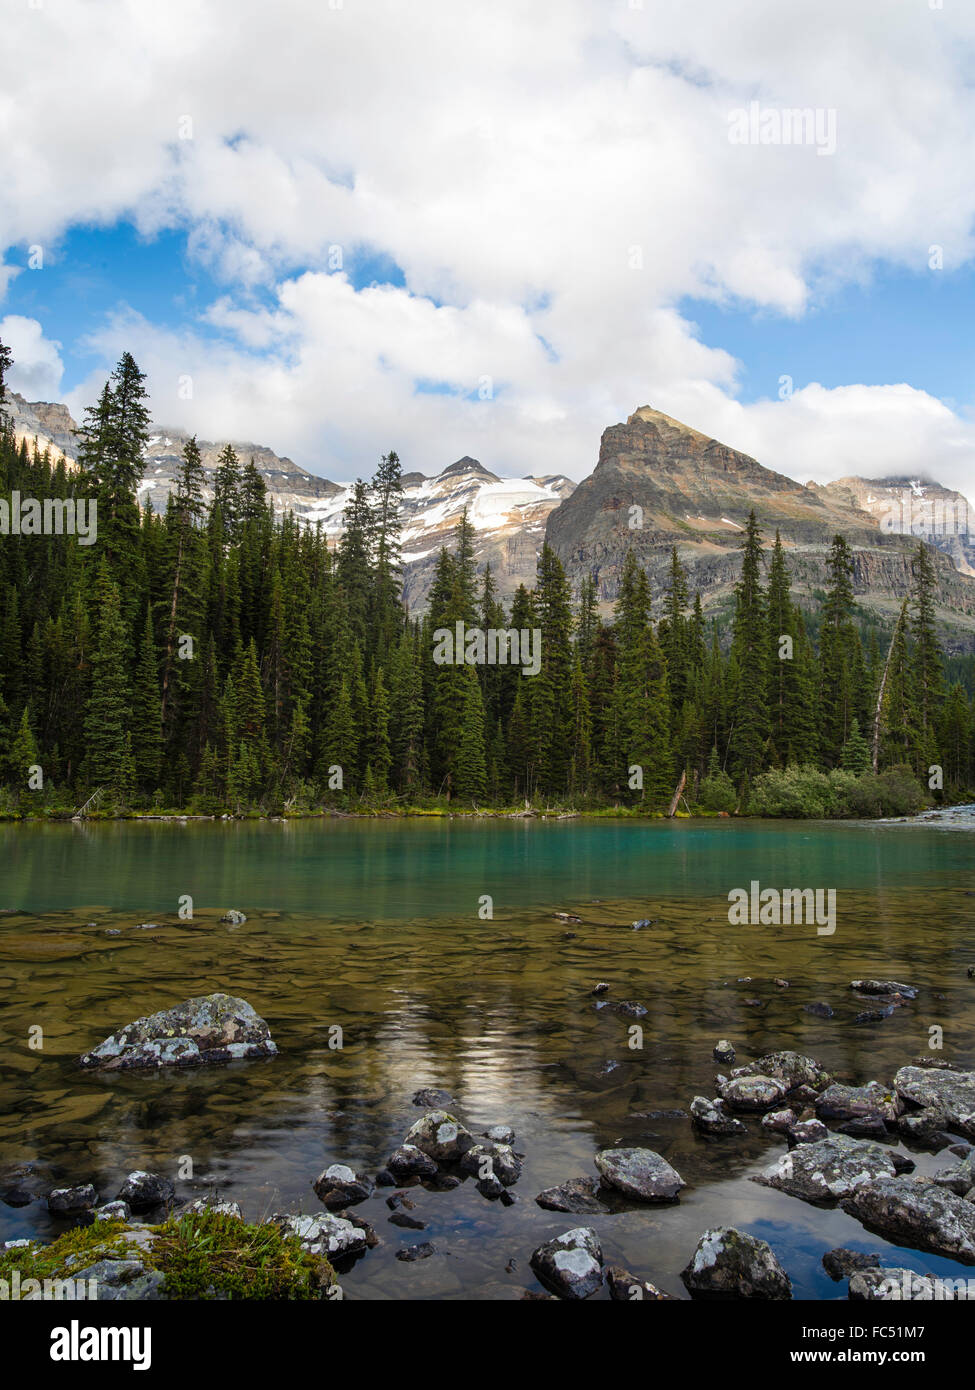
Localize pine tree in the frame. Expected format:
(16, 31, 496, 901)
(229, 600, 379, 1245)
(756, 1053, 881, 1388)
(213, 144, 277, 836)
(83, 564, 133, 795)
(729, 511, 769, 779)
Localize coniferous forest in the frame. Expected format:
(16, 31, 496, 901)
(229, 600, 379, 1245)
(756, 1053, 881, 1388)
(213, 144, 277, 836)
(1, 344, 974, 820)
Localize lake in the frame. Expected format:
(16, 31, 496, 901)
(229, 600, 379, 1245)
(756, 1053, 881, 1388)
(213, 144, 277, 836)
(1, 814, 973, 1299)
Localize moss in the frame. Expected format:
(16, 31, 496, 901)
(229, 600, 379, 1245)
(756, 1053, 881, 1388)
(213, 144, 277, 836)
(0, 1211, 335, 1300)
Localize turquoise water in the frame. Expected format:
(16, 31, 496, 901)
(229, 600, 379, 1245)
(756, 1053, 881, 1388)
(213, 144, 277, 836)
(0, 815, 973, 1300)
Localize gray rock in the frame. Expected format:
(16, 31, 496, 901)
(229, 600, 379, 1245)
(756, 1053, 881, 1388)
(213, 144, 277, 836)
(117, 1171, 175, 1213)
(606, 1265, 676, 1300)
(690, 1096, 747, 1135)
(787, 1119, 829, 1145)
(312, 1164, 373, 1209)
(535, 1177, 609, 1215)
(836, 1117, 889, 1140)
(66, 1259, 166, 1300)
(730, 1050, 831, 1093)
(594, 1147, 684, 1202)
(851, 979, 918, 999)
(78, 993, 277, 1070)
(849, 1266, 972, 1300)
(411, 1087, 454, 1108)
(817, 1081, 901, 1125)
(403, 1110, 474, 1162)
(385, 1144, 439, 1181)
(47, 1184, 97, 1215)
(275, 1211, 368, 1258)
(459, 1142, 522, 1187)
(713, 1040, 736, 1063)
(804, 1002, 834, 1018)
(219, 910, 247, 925)
(94, 1200, 131, 1222)
(822, 1247, 883, 1280)
(842, 1177, 975, 1263)
(894, 1066, 975, 1138)
(930, 1153, 975, 1197)
(718, 1074, 788, 1111)
(530, 1227, 603, 1299)
(753, 1135, 899, 1203)
(484, 1124, 515, 1144)
(396, 1242, 436, 1262)
(681, 1227, 791, 1299)
(180, 1197, 242, 1219)
(761, 1108, 797, 1134)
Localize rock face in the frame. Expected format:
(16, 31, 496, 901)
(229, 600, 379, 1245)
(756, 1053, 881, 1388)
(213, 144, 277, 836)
(530, 1227, 604, 1299)
(78, 994, 278, 1070)
(594, 1148, 685, 1202)
(681, 1227, 792, 1299)
(403, 1110, 474, 1163)
(894, 1066, 975, 1138)
(753, 1136, 899, 1203)
(544, 406, 974, 624)
(842, 1178, 975, 1263)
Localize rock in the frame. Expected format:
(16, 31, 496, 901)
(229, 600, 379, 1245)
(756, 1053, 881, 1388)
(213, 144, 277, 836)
(930, 1153, 975, 1196)
(681, 1227, 791, 1299)
(713, 1040, 735, 1063)
(632, 919, 654, 929)
(47, 1184, 97, 1215)
(849, 1267, 972, 1300)
(804, 1002, 834, 1018)
(385, 1144, 439, 1181)
(816, 1081, 901, 1125)
(67, 1259, 166, 1300)
(117, 1171, 175, 1213)
(606, 1265, 676, 1300)
(94, 1200, 131, 1222)
(787, 1119, 829, 1145)
(836, 1116, 889, 1139)
(411, 1087, 454, 1108)
(605, 1000, 647, 1018)
(822, 1247, 884, 1280)
(341, 1211, 379, 1248)
(396, 1242, 436, 1262)
(312, 1164, 373, 1209)
(775, 978, 790, 988)
(484, 1124, 515, 1144)
(555, 912, 582, 923)
(730, 1050, 830, 1093)
(894, 1066, 975, 1138)
(535, 1177, 609, 1215)
(476, 1173, 504, 1199)
(897, 1110, 954, 1148)
(851, 979, 918, 999)
(220, 910, 247, 925)
(761, 1108, 797, 1134)
(591, 982, 609, 995)
(78, 993, 278, 1070)
(403, 1110, 474, 1162)
(690, 1096, 747, 1136)
(275, 1212, 367, 1258)
(855, 1006, 895, 1023)
(753, 1135, 899, 1203)
(459, 1142, 522, 1187)
(594, 1147, 684, 1202)
(181, 1197, 242, 1219)
(842, 1178, 975, 1263)
(530, 1227, 603, 1299)
(389, 1212, 425, 1230)
(718, 1074, 788, 1111)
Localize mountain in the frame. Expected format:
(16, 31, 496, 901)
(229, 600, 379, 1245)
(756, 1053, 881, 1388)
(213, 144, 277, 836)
(545, 405, 975, 639)
(813, 475, 975, 579)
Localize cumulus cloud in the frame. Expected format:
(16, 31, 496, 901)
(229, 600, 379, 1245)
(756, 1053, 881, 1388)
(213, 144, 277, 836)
(2, 0, 975, 495)
(0, 316, 65, 399)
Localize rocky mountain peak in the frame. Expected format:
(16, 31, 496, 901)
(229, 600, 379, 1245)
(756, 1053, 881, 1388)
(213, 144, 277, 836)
(438, 456, 498, 481)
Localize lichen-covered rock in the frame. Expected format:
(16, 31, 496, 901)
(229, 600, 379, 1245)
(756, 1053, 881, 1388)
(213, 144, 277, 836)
(849, 1267, 973, 1300)
(484, 1124, 515, 1144)
(220, 910, 247, 925)
(117, 1171, 176, 1213)
(931, 1153, 975, 1196)
(730, 1050, 831, 1093)
(817, 1081, 901, 1125)
(385, 1144, 438, 1181)
(842, 1178, 975, 1263)
(786, 1118, 829, 1146)
(606, 1265, 676, 1300)
(718, 1074, 788, 1111)
(403, 1110, 474, 1162)
(851, 979, 918, 999)
(530, 1227, 603, 1299)
(754, 1135, 899, 1203)
(594, 1147, 684, 1202)
(65, 1258, 166, 1300)
(822, 1247, 883, 1280)
(275, 1211, 367, 1258)
(180, 1197, 242, 1219)
(762, 1108, 797, 1134)
(713, 1040, 736, 1063)
(459, 1142, 522, 1187)
(94, 1200, 131, 1222)
(535, 1177, 609, 1215)
(897, 1110, 954, 1148)
(312, 1164, 373, 1209)
(47, 1184, 97, 1215)
(411, 1087, 454, 1108)
(690, 1096, 747, 1135)
(78, 993, 277, 1070)
(681, 1227, 791, 1299)
(893, 1066, 975, 1138)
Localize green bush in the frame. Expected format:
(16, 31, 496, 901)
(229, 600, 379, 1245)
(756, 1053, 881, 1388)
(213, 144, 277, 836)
(748, 763, 926, 819)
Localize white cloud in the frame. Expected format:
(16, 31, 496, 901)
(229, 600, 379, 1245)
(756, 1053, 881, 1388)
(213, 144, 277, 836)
(2, 0, 975, 497)
(0, 316, 64, 399)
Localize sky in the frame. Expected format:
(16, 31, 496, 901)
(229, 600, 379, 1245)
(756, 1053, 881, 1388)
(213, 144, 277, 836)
(1, 0, 974, 495)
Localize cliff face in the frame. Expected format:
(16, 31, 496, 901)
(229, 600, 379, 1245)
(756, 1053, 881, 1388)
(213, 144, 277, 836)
(815, 475, 975, 579)
(545, 406, 975, 638)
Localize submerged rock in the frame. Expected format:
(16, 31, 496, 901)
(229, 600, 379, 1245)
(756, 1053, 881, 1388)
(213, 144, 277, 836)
(822, 1247, 884, 1280)
(535, 1177, 609, 1215)
(690, 1096, 747, 1136)
(594, 1147, 685, 1202)
(753, 1135, 899, 1203)
(404, 1110, 474, 1163)
(681, 1227, 791, 1299)
(78, 993, 278, 1070)
(411, 1087, 454, 1108)
(530, 1227, 603, 1299)
(842, 1178, 975, 1263)
(893, 1066, 975, 1138)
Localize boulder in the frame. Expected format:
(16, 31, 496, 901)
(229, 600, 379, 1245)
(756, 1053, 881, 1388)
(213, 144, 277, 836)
(730, 1051, 830, 1093)
(47, 1184, 97, 1215)
(411, 1087, 454, 1108)
(822, 1247, 883, 1280)
(594, 1147, 684, 1202)
(893, 1067, 975, 1138)
(690, 1096, 747, 1135)
(485, 1125, 516, 1144)
(681, 1227, 791, 1299)
(530, 1227, 604, 1299)
(849, 1267, 973, 1300)
(117, 1171, 175, 1213)
(78, 993, 277, 1070)
(535, 1177, 609, 1215)
(606, 1266, 676, 1300)
(385, 1144, 438, 1181)
(851, 980, 918, 999)
(459, 1142, 522, 1187)
(718, 1074, 788, 1111)
(274, 1211, 367, 1258)
(842, 1177, 975, 1263)
(713, 1040, 736, 1063)
(786, 1119, 829, 1145)
(761, 1108, 797, 1134)
(219, 910, 247, 925)
(403, 1110, 474, 1163)
(312, 1164, 373, 1209)
(66, 1259, 166, 1300)
(94, 1200, 131, 1222)
(816, 1081, 900, 1125)
(753, 1135, 899, 1203)
(930, 1153, 975, 1196)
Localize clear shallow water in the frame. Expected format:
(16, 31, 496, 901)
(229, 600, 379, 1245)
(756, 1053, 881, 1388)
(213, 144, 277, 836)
(0, 816, 973, 1299)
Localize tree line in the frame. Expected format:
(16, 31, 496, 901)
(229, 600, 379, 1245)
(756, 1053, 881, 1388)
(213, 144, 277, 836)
(1, 345, 972, 816)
